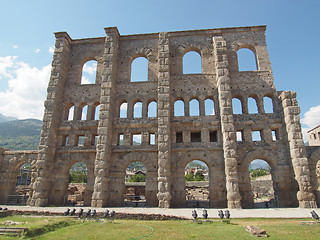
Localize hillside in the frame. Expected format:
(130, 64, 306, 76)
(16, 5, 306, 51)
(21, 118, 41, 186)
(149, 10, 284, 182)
(0, 113, 18, 123)
(0, 119, 42, 150)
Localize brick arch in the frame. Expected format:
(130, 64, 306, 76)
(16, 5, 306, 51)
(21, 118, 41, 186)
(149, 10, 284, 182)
(114, 152, 157, 172)
(240, 149, 278, 170)
(130, 47, 154, 63)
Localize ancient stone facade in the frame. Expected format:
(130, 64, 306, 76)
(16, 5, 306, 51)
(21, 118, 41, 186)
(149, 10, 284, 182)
(308, 125, 320, 146)
(1, 26, 320, 208)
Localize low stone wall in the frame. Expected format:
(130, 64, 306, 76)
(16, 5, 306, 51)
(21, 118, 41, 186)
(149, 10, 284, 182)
(11, 210, 188, 220)
(251, 180, 274, 198)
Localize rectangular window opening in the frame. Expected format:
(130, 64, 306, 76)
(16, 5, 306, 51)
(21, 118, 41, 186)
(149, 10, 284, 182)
(132, 133, 142, 145)
(209, 131, 218, 142)
(93, 135, 98, 146)
(236, 131, 243, 142)
(176, 131, 183, 143)
(119, 134, 124, 145)
(149, 133, 155, 145)
(272, 130, 278, 141)
(63, 136, 69, 146)
(191, 131, 201, 142)
(252, 131, 262, 141)
(78, 135, 85, 146)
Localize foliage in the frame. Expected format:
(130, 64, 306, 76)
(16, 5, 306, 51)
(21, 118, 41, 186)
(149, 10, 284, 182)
(185, 171, 205, 181)
(127, 161, 147, 171)
(129, 173, 146, 182)
(0, 118, 42, 150)
(70, 162, 87, 172)
(69, 170, 87, 183)
(250, 168, 270, 179)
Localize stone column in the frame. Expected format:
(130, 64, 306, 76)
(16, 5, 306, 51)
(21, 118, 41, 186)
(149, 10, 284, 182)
(213, 36, 242, 208)
(156, 32, 172, 208)
(29, 32, 71, 206)
(280, 91, 317, 208)
(91, 27, 119, 207)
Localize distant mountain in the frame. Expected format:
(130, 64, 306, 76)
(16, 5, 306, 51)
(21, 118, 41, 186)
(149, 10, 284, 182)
(0, 119, 42, 150)
(0, 113, 18, 123)
(249, 159, 270, 170)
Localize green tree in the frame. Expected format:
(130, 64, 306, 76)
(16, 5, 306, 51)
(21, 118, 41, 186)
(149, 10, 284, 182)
(185, 173, 194, 181)
(250, 168, 269, 179)
(129, 174, 146, 182)
(69, 171, 87, 183)
(194, 171, 205, 181)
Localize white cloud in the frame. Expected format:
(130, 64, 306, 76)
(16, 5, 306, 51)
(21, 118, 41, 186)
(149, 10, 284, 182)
(35, 48, 40, 54)
(13, 45, 18, 49)
(0, 56, 51, 120)
(80, 76, 91, 84)
(301, 105, 320, 143)
(49, 46, 55, 54)
(83, 61, 97, 74)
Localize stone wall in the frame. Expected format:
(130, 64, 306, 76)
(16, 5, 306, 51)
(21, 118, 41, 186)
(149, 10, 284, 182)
(1, 26, 320, 208)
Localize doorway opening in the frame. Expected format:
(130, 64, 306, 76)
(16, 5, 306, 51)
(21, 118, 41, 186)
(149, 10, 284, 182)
(249, 159, 277, 208)
(65, 162, 87, 206)
(185, 160, 209, 207)
(125, 161, 147, 207)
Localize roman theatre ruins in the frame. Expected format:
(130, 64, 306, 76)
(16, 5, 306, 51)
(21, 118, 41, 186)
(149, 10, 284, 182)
(1, 25, 320, 208)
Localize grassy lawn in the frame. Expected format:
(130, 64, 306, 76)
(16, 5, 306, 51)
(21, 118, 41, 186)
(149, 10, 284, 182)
(0, 216, 319, 239)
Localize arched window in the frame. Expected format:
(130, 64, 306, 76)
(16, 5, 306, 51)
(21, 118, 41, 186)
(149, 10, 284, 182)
(174, 100, 184, 116)
(94, 104, 100, 120)
(68, 105, 75, 121)
(263, 96, 273, 113)
(81, 60, 97, 84)
(148, 101, 157, 117)
(133, 101, 142, 118)
(131, 57, 148, 82)
(120, 102, 128, 118)
(189, 99, 200, 116)
(81, 105, 88, 120)
(237, 48, 257, 71)
(205, 99, 215, 115)
(248, 97, 258, 114)
(232, 98, 242, 114)
(183, 51, 202, 74)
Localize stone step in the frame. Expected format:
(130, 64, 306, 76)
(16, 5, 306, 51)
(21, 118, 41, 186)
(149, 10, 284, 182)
(0, 227, 27, 236)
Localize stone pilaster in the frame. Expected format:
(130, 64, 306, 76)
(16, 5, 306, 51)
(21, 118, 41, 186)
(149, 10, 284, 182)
(213, 36, 242, 208)
(29, 32, 71, 206)
(91, 27, 119, 207)
(156, 32, 172, 208)
(280, 91, 317, 208)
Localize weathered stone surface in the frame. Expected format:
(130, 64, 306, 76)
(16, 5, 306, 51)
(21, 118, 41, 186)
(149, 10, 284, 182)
(0, 26, 319, 208)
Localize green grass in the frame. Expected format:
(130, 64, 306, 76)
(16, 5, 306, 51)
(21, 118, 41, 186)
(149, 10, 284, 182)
(0, 216, 319, 239)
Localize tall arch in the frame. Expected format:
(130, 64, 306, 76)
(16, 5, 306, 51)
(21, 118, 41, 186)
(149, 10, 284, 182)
(174, 99, 185, 116)
(205, 98, 215, 115)
(232, 98, 243, 114)
(119, 102, 128, 118)
(183, 51, 202, 74)
(263, 96, 274, 113)
(248, 97, 259, 114)
(189, 99, 200, 116)
(131, 57, 148, 82)
(147, 101, 157, 117)
(133, 101, 142, 118)
(111, 152, 158, 207)
(81, 60, 97, 84)
(237, 47, 257, 71)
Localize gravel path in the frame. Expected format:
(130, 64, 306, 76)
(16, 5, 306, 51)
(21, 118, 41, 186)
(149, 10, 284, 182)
(1, 205, 318, 219)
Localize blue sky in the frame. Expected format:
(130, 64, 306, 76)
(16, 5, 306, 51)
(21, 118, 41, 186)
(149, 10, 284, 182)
(0, 0, 319, 141)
